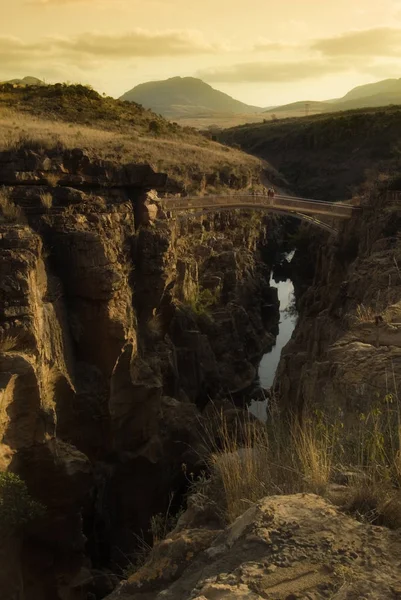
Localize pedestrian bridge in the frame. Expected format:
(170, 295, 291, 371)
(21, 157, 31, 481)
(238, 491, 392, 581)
(159, 193, 360, 234)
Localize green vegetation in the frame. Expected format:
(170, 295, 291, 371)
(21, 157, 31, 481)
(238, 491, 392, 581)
(220, 105, 401, 200)
(0, 83, 268, 194)
(187, 287, 219, 316)
(0, 472, 45, 530)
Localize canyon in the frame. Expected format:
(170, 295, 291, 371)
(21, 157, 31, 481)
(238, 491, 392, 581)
(0, 146, 284, 599)
(1, 89, 401, 600)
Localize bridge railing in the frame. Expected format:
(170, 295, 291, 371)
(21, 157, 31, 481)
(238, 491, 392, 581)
(160, 194, 358, 219)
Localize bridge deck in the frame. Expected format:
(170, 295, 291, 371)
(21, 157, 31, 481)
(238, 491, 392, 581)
(160, 194, 358, 220)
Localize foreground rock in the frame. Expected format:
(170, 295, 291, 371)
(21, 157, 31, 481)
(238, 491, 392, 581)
(106, 494, 401, 600)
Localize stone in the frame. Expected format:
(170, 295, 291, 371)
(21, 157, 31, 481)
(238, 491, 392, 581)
(105, 494, 401, 600)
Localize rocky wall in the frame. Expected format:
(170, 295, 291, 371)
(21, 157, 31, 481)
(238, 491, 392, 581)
(275, 188, 401, 424)
(0, 148, 279, 599)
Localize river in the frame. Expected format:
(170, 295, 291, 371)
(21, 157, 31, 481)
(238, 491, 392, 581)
(249, 263, 297, 420)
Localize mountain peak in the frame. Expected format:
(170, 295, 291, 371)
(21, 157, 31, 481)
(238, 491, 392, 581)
(120, 77, 263, 118)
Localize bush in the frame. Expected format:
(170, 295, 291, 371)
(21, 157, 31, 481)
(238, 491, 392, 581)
(0, 472, 45, 530)
(188, 287, 219, 316)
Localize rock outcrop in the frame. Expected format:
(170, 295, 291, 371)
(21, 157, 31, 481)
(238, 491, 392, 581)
(276, 188, 401, 422)
(0, 148, 278, 598)
(106, 493, 401, 600)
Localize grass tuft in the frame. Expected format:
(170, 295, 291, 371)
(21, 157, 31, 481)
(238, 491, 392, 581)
(40, 191, 53, 209)
(0, 189, 25, 223)
(0, 334, 19, 352)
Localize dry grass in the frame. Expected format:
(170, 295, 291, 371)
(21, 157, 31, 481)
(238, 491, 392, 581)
(0, 188, 25, 223)
(355, 304, 376, 323)
(0, 108, 265, 194)
(202, 411, 271, 522)
(45, 173, 59, 188)
(196, 396, 401, 527)
(293, 420, 334, 495)
(0, 335, 19, 352)
(40, 191, 53, 209)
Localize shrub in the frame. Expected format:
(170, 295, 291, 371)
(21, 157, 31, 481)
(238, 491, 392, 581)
(188, 287, 219, 316)
(148, 120, 163, 135)
(0, 472, 45, 530)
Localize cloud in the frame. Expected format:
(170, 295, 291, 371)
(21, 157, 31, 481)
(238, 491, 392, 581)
(28, 0, 98, 3)
(313, 27, 401, 57)
(53, 30, 223, 57)
(0, 29, 222, 76)
(197, 27, 401, 84)
(197, 58, 353, 83)
(252, 39, 289, 52)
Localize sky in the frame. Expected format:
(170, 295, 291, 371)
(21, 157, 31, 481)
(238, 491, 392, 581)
(1, 0, 401, 106)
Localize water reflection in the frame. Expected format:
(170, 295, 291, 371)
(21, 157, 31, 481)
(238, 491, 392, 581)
(249, 263, 297, 420)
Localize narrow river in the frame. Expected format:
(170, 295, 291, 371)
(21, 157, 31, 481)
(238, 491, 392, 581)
(249, 263, 297, 420)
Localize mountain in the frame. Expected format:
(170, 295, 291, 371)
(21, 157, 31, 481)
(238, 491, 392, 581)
(120, 77, 263, 118)
(336, 78, 401, 103)
(1, 76, 46, 86)
(264, 78, 401, 120)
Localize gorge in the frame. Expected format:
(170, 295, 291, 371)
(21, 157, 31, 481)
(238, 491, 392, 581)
(1, 86, 401, 600)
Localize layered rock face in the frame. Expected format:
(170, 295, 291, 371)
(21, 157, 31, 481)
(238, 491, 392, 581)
(276, 189, 401, 422)
(0, 148, 278, 599)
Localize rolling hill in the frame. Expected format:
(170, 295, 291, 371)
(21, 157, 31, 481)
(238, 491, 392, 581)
(120, 77, 263, 118)
(220, 104, 401, 200)
(264, 78, 401, 120)
(0, 82, 271, 194)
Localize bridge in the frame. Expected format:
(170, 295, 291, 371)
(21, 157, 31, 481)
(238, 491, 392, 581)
(159, 193, 359, 234)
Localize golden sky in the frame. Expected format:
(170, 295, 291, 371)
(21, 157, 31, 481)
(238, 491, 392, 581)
(2, 0, 401, 106)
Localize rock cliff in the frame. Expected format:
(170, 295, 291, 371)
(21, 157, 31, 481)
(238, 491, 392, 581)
(276, 187, 401, 423)
(0, 148, 278, 599)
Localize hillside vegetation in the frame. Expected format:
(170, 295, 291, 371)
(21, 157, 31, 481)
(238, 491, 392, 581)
(0, 83, 268, 193)
(221, 105, 401, 200)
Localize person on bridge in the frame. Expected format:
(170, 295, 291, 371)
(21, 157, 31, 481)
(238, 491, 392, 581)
(267, 188, 275, 204)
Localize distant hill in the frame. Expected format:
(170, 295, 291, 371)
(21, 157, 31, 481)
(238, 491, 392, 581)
(120, 77, 263, 118)
(266, 78, 401, 120)
(264, 100, 331, 116)
(1, 76, 46, 87)
(336, 78, 401, 103)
